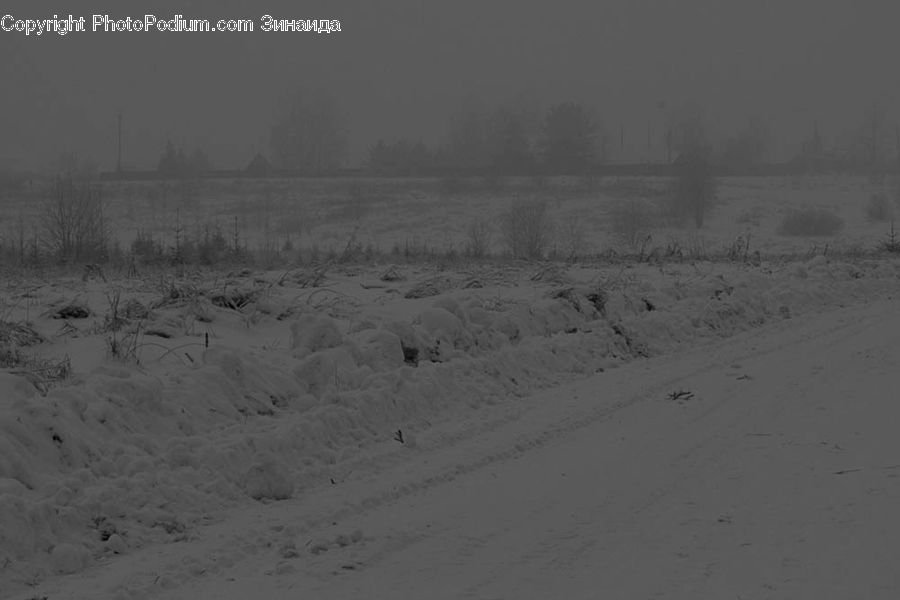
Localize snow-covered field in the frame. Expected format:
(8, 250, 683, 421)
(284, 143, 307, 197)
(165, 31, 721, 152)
(2, 175, 900, 599)
(5, 174, 900, 260)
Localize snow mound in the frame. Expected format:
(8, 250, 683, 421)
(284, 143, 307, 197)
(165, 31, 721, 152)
(241, 458, 295, 501)
(2, 257, 900, 593)
(290, 313, 343, 356)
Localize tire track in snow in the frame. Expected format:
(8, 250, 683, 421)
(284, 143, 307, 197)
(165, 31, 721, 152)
(18, 299, 899, 600)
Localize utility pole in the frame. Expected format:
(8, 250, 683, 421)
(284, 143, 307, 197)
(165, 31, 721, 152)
(116, 110, 123, 173)
(665, 127, 673, 164)
(870, 104, 878, 171)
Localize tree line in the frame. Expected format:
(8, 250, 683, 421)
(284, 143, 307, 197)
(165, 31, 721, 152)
(143, 88, 899, 179)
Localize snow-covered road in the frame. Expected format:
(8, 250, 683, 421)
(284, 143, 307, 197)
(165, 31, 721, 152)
(23, 298, 900, 599)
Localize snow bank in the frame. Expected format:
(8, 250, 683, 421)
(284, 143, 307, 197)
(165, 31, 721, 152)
(2, 256, 900, 592)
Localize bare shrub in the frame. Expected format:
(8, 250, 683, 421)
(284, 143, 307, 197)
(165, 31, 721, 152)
(866, 193, 894, 222)
(778, 207, 844, 236)
(465, 219, 493, 258)
(725, 234, 752, 262)
(547, 215, 587, 260)
(41, 178, 109, 263)
(103, 289, 126, 333)
(609, 198, 657, 247)
(499, 198, 554, 259)
(662, 145, 717, 228)
(558, 215, 586, 260)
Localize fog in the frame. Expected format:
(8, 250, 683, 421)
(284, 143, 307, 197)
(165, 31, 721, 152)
(1, 0, 897, 171)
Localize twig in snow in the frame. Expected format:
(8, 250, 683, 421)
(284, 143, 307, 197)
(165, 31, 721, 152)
(833, 468, 863, 475)
(667, 389, 695, 401)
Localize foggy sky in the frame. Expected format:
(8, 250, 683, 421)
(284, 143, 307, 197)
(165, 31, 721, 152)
(1, 0, 898, 171)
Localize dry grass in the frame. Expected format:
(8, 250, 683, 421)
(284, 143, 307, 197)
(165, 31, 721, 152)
(4, 175, 900, 275)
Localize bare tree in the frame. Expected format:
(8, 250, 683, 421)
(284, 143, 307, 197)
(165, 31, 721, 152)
(500, 198, 554, 259)
(665, 104, 709, 160)
(42, 178, 109, 262)
(539, 102, 601, 175)
(863, 104, 892, 180)
(51, 151, 98, 181)
(662, 106, 716, 228)
(443, 97, 490, 171)
(485, 105, 534, 175)
(793, 120, 827, 172)
(270, 88, 348, 174)
(670, 143, 717, 228)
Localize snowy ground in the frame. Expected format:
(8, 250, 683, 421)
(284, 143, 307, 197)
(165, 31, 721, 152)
(5, 175, 900, 260)
(107, 297, 900, 600)
(2, 251, 900, 598)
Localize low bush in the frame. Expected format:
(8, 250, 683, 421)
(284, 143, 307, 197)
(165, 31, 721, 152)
(464, 219, 493, 258)
(499, 198, 554, 259)
(778, 207, 844, 237)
